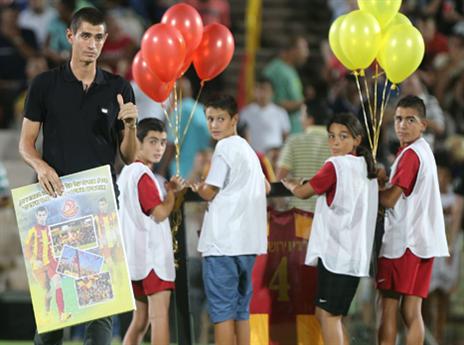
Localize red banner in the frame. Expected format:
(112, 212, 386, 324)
(250, 208, 323, 345)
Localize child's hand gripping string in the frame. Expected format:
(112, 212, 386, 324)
(281, 178, 302, 193)
(165, 176, 186, 193)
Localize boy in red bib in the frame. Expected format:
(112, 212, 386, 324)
(377, 96, 449, 345)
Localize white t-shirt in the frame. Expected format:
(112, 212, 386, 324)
(240, 102, 290, 152)
(18, 7, 56, 47)
(305, 155, 378, 277)
(381, 138, 449, 259)
(198, 135, 268, 256)
(117, 163, 175, 281)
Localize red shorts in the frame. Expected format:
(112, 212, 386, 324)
(47, 258, 58, 279)
(131, 270, 175, 298)
(376, 249, 434, 298)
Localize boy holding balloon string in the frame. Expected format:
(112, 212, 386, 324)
(191, 95, 269, 345)
(376, 96, 449, 345)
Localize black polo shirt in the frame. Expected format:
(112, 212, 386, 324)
(24, 63, 134, 185)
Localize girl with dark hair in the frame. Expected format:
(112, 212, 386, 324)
(282, 113, 378, 345)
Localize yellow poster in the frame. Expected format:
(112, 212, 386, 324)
(11, 165, 135, 334)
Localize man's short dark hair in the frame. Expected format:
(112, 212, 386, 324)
(204, 94, 238, 117)
(70, 7, 105, 34)
(396, 95, 426, 118)
(255, 75, 273, 89)
(136, 118, 166, 142)
(280, 35, 305, 51)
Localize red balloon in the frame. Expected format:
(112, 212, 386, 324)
(141, 23, 186, 82)
(178, 54, 193, 78)
(193, 23, 235, 81)
(132, 51, 174, 102)
(161, 3, 203, 57)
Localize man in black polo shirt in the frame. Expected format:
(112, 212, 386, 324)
(18, 7, 138, 345)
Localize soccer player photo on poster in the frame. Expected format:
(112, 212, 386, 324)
(11, 165, 135, 334)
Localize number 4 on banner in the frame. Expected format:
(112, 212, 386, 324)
(269, 256, 290, 302)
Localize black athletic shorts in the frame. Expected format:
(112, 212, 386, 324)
(315, 260, 360, 316)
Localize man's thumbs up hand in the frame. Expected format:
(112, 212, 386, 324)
(117, 93, 137, 129)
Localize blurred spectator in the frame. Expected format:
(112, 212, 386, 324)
(239, 76, 290, 153)
(43, 0, 75, 66)
(416, 13, 449, 76)
(404, 0, 464, 34)
(104, 0, 144, 43)
(276, 100, 331, 212)
(14, 55, 48, 126)
(130, 81, 166, 121)
(328, 75, 361, 116)
(0, 161, 9, 207)
(18, 0, 56, 48)
(434, 21, 464, 109)
(446, 69, 464, 133)
(166, 77, 210, 179)
(400, 73, 446, 148)
(423, 150, 463, 345)
(327, 0, 357, 20)
(0, 3, 38, 127)
(184, 0, 231, 27)
(402, 0, 443, 17)
(128, 0, 172, 24)
(100, 12, 136, 79)
(263, 36, 309, 133)
(440, 0, 464, 34)
(237, 122, 276, 182)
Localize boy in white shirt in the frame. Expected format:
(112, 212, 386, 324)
(377, 96, 449, 345)
(191, 95, 269, 345)
(117, 118, 185, 345)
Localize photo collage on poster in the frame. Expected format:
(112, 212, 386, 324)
(12, 166, 135, 333)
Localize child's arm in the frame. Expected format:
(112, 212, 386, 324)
(379, 185, 404, 209)
(265, 179, 271, 194)
(192, 183, 219, 201)
(448, 194, 464, 254)
(145, 176, 185, 222)
(191, 154, 227, 201)
(282, 178, 316, 199)
(282, 161, 335, 200)
(150, 190, 175, 222)
(380, 150, 420, 209)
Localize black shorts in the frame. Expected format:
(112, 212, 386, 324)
(315, 260, 360, 316)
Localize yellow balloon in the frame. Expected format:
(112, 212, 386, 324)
(358, 0, 402, 28)
(377, 13, 412, 69)
(339, 10, 382, 69)
(329, 15, 357, 70)
(383, 13, 412, 33)
(379, 24, 425, 84)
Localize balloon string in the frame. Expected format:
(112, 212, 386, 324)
(354, 72, 373, 151)
(361, 69, 374, 134)
(173, 81, 180, 176)
(373, 63, 379, 133)
(180, 82, 205, 149)
(374, 77, 390, 158)
(162, 102, 174, 131)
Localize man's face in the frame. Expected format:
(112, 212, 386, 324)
(293, 38, 310, 66)
(67, 21, 107, 64)
(394, 107, 426, 146)
(36, 210, 48, 226)
(205, 107, 237, 141)
(254, 83, 273, 105)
